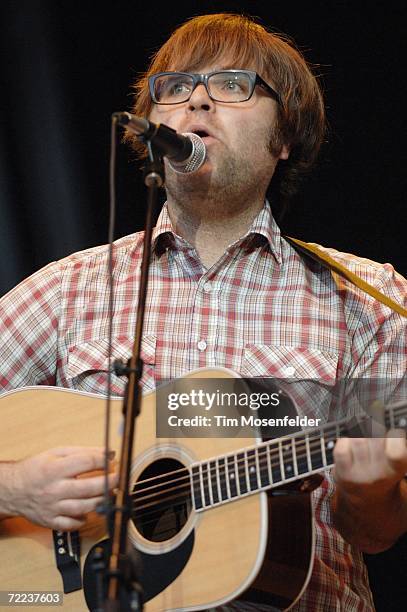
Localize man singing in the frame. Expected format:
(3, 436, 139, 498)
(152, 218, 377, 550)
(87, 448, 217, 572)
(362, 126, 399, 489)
(1, 13, 406, 611)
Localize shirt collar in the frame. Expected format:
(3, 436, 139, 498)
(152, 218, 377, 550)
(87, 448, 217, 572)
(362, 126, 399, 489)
(151, 204, 175, 256)
(152, 201, 282, 264)
(242, 201, 282, 264)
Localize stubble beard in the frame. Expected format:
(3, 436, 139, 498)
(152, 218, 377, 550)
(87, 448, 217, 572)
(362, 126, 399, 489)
(165, 126, 281, 220)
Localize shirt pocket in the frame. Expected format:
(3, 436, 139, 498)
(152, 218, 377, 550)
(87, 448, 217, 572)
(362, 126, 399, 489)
(242, 344, 339, 422)
(66, 334, 156, 394)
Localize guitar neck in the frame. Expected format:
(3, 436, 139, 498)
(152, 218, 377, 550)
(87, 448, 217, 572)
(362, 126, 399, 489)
(191, 401, 407, 511)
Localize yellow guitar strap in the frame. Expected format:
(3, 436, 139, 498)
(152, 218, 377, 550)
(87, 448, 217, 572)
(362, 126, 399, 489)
(285, 236, 407, 319)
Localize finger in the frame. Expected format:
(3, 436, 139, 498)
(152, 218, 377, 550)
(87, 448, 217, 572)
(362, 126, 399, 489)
(57, 496, 105, 517)
(52, 515, 87, 532)
(385, 431, 407, 473)
(364, 436, 386, 463)
(63, 472, 118, 499)
(56, 450, 116, 478)
(50, 447, 108, 457)
(333, 438, 353, 476)
(346, 437, 371, 464)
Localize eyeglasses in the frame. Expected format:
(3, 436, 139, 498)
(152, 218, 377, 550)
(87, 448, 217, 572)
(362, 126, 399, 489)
(149, 70, 282, 106)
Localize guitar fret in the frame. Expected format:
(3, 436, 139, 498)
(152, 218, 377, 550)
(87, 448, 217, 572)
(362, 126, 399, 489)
(201, 463, 210, 507)
(247, 449, 258, 490)
(258, 445, 270, 487)
(254, 447, 261, 489)
(206, 462, 213, 506)
(244, 450, 251, 491)
(234, 454, 241, 496)
(309, 431, 324, 470)
(227, 455, 238, 498)
(278, 440, 285, 481)
(266, 442, 273, 484)
(320, 432, 328, 468)
(215, 458, 222, 503)
(282, 440, 295, 479)
(224, 456, 232, 500)
(209, 460, 219, 505)
(191, 465, 203, 510)
(270, 442, 282, 483)
(198, 463, 205, 507)
(291, 438, 299, 477)
(305, 434, 312, 471)
(324, 425, 337, 466)
(218, 457, 228, 501)
(387, 406, 395, 430)
(237, 452, 247, 494)
(294, 436, 309, 475)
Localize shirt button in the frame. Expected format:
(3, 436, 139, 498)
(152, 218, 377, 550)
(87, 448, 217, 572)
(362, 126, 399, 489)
(203, 282, 212, 292)
(285, 366, 296, 376)
(197, 340, 207, 351)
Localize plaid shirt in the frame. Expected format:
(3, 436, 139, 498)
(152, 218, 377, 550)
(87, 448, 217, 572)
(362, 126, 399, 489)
(1, 202, 406, 610)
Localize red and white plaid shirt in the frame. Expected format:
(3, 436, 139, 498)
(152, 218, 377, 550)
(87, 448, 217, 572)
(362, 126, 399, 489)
(1, 202, 406, 610)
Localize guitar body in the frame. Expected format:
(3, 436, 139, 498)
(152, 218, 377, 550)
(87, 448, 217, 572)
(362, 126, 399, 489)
(0, 369, 314, 611)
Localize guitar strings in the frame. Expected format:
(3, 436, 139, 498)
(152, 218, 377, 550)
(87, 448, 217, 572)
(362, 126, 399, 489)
(131, 429, 335, 496)
(130, 418, 346, 493)
(130, 404, 407, 507)
(131, 434, 339, 521)
(129, 405, 407, 522)
(132, 438, 407, 529)
(130, 441, 330, 530)
(130, 402, 407, 499)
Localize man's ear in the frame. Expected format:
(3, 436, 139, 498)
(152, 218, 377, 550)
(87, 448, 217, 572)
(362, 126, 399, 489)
(279, 144, 290, 160)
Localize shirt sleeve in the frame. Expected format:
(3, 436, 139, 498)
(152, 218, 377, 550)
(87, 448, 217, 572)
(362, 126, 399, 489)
(0, 261, 62, 390)
(341, 262, 407, 416)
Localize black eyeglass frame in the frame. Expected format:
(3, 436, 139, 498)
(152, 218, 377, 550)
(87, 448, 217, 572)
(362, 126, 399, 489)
(148, 69, 282, 107)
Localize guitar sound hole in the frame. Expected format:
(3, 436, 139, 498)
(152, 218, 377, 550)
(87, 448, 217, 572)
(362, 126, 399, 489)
(132, 458, 192, 543)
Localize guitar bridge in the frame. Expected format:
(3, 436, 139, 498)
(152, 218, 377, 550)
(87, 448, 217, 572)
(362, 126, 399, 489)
(52, 530, 82, 593)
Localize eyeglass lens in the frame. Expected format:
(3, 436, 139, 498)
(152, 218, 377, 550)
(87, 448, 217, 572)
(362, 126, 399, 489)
(153, 72, 253, 103)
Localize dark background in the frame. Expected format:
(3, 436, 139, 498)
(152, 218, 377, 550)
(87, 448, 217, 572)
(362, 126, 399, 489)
(0, 0, 405, 609)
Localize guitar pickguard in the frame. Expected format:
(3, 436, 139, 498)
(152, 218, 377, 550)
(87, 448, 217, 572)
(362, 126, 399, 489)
(83, 530, 195, 608)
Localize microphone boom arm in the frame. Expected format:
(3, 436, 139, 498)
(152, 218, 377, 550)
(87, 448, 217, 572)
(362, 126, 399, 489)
(113, 112, 192, 162)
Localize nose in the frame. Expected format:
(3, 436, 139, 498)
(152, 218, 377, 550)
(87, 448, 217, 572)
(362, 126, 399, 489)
(187, 83, 214, 112)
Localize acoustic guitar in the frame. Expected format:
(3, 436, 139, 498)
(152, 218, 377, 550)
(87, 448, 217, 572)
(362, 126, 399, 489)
(1, 368, 405, 611)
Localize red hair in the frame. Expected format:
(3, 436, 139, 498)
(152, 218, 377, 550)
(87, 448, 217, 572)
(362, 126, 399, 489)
(125, 13, 326, 199)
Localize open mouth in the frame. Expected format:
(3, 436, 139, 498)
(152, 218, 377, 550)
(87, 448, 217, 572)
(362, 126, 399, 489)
(193, 130, 210, 138)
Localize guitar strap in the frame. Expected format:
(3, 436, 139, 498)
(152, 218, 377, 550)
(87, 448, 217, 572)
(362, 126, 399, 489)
(284, 236, 407, 319)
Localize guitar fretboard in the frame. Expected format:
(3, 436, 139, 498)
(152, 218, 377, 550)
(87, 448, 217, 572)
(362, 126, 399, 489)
(191, 402, 407, 511)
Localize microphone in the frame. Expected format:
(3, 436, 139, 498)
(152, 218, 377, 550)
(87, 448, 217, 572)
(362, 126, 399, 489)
(113, 112, 206, 174)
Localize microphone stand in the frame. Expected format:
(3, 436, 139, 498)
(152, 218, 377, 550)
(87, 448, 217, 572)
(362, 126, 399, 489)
(100, 137, 164, 611)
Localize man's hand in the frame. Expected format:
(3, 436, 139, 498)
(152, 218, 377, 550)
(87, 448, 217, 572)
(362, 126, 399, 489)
(3, 447, 118, 531)
(332, 431, 407, 552)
